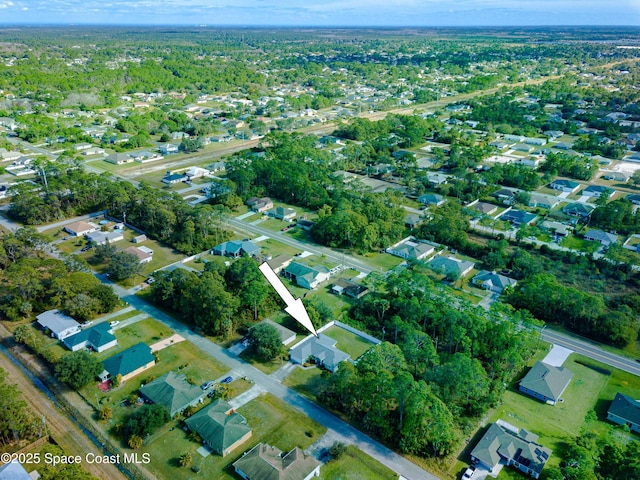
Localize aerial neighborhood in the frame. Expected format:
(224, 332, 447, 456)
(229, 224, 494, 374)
(0, 23, 639, 480)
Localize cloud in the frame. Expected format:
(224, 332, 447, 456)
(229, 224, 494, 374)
(0, 1, 15, 8)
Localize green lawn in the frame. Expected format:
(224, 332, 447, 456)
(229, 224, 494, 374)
(138, 393, 326, 480)
(322, 325, 376, 359)
(319, 445, 397, 480)
(239, 347, 289, 375)
(307, 288, 353, 318)
(356, 252, 404, 271)
(560, 236, 601, 254)
(258, 238, 303, 257)
(94, 318, 173, 361)
(259, 218, 292, 232)
(283, 366, 325, 402)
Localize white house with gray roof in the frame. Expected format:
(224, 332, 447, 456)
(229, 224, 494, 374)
(472, 271, 517, 294)
(289, 334, 350, 373)
(583, 229, 618, 247)
(386, 237, 435, 261)
(519, 361, 573, 405)
(470, 420, 552, 479)
(36, 309, 81, 340)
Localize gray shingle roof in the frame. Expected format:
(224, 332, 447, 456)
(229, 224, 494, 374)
(233, 443, 320, 480)
(471, 422, 552, 475)
(520, 361, 573, 402)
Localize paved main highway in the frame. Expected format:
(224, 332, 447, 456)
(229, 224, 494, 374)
(542, 328, 640, 377)
(226, 216, 379, 275)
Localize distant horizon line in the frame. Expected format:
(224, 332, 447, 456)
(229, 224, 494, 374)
(1, 23, 639, 29)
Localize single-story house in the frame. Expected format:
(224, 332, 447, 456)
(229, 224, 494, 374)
(289, 334, 350, 373)
(283, 262, 330, 290)
(64, 220, 97, 237)
(386, 237, 435, 261)
(425, 172, 449, 186)
(185, 166, 210, 178)
(63, 323, 117, 352)
(253, 319, 297, 346)
(130, 151, 163, 163)
(159, 143, 179, 155)
(626, 194, 640, 205)
(550, 179, 580, 193)
(491, 188, 516, 204)
(233, 443, 321, 480)
(470, 421, 552, 479)
(105, 153, 134, 165)
(185, 399, 252, 457)
(330, 278, 369, 299)
(247, 197, 273, 213)
(162, 172, 188, 184)
(428, 255, 475, 279)
(602, 171, 630, 183)
(606, 392, 640, 433)
(563, 202, 594, 218)
(471, 202, 499, 216)
(73, 142, 93, 151)
(212, 240, 261, 258)
(519, 361, 573, 405)
(417, 193, 446, 207)
(540, 221, 572, 237)
(512, 143, 534, 153)
(266, 254, 294, 274)
(297, 220, 315, 231)
(125, 246, 153, 264)
(87, 230, 124, 246)
(271, 206, 296, 221)
(100, 342, 155, 383)
(583, 229, 618, 246)
(582, 185, 613, 198)
(500, 209, 537, 226)
(405, 213, 423, 229)
(528, 194, 559, 210)
(489, 140, 509, 149)
(139, 371, 205, 418)
(520, 156, 542, 168)
(472, 270, 517, 294)
(36, 309, 81, 340)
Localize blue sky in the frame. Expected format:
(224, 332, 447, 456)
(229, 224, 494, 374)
(1, 0, 638, 26)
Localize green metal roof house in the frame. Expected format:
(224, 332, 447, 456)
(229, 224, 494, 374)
(100, 342, 155, 383)
(606, 392, 640, 433)
(470, 420, 552, 479)
(63, 322, 117, 353)
(139, 371, 204, 418)
(233, 443, 321, 480)
(519, 361, 573, 405)
(283, 262, 330, 290)
(185, 399, 252, 457)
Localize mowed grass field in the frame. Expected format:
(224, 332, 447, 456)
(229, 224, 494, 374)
(319, 445, 398, 480)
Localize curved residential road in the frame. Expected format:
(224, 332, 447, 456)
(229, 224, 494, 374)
(100, 277, 438, 480)
(542, 328, 640, 377)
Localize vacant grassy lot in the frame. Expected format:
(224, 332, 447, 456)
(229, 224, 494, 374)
(560, 236, 600, 254)
(355, 251, 404, 271)
(307, 288, 353, 318)
(322, 325, 376, 359)
(283, 366, 325, 402)
(319, 445, 397, 480)
(139, 393, 325, 480)
(239, 347, 289, 375)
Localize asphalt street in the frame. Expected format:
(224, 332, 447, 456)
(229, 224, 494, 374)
(100, 277, 438, 480)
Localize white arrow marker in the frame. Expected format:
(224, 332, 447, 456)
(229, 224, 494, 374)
(259, 262, 318, 337)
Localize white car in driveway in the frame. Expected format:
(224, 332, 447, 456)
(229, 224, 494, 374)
(462, 466, 476, 479)
(109, 321, 120, 327)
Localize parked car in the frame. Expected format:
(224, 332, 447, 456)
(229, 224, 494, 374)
(80, 245, 92, 252)
(221, 376, 233, 384)
(201, 381, 215, 391)
(109, 321, 120, 327)
(462, 466, 475, 479)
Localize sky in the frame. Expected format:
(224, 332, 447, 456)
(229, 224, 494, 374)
(0, 0, 638, 27)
